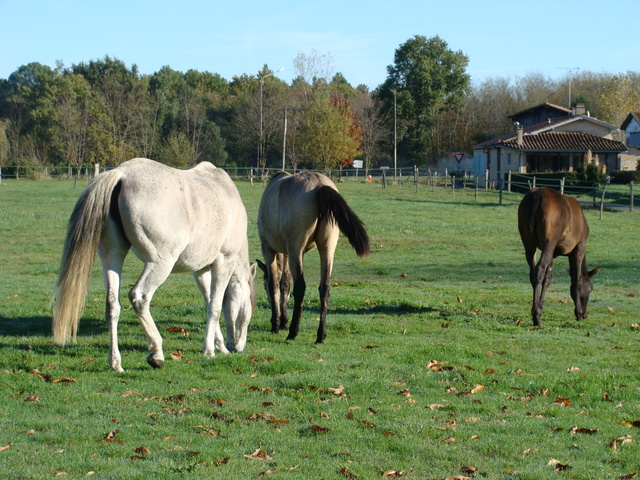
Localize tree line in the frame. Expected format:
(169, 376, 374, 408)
(1, 35, 639, 174)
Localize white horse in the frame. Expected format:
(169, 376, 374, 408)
(53, 158, 256, 372)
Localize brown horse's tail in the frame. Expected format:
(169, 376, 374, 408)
(53, 169, 123, 345)
(317, 186, 370, 256)
(527, 190, 542, 233)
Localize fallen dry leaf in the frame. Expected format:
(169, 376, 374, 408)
(170, 350, 183, 360)
(571, 426, 597, 435)
(547, 459, 572, 471)
(311, 424, 330, 433)
(0, 443, 12, 452)
(258, 468, 279, 476)
(443, 436, 456, 444)
(382, 469, 412, 477)
(552, 397, 572, 406)
(610, 435, 633, 450)
(167, 327, 189, 337)
(243, 448, 271, 461)
(134, 446, 151, 454)
(470, 385, 485, 395)
(52, 377, 77, 384)
(329, 385, 345, 395)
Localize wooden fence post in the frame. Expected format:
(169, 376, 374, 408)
(599, 185, 607, 220)
(631, 182, 635, 212)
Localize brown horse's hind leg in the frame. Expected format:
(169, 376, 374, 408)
(532, 250, 555, 326)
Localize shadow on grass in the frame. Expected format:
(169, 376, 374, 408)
(331, 303, 439, 316)
(0, 314, 106, 337)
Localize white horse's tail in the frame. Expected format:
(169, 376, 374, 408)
(53, 169, 123, 345)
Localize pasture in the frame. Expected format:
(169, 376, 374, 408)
(0, 176, 638, 479)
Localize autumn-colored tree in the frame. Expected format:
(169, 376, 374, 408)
(599, 73, 640, 126)
(297, 93, 361, 172)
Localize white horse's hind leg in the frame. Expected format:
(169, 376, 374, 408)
(129, 262, 173, 368)
(104, 268, 124, 372)
(99, 223, 130, 372)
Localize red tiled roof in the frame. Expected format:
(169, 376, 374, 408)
(501, 132, 626, 152)
(472, 115, 621, 150)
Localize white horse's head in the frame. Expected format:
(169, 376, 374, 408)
(223, 261, 257, 353)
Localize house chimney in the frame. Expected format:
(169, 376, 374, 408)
(573, 103, 586, 116)
(515, 122, 524, 147)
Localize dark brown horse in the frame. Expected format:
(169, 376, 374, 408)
(518, 187, 600, 326)
(257, 171, 370, 343)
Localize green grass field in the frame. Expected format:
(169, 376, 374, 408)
(0, 176, 638, 480)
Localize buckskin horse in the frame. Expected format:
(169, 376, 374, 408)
(517, 187, 600, 326)
(257, 171, 370, 344)
(53, 158, 256, 372)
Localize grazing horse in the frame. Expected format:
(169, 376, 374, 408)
(517, 187, 600, 326)
(257, 171, 370, 344)
(53, 158, 256, 372)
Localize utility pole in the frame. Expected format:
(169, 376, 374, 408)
(558, 67, 580, 109)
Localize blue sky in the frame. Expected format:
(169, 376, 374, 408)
(2, 0, 638, 89)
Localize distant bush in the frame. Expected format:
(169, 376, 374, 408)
(609, 170, 640, 184)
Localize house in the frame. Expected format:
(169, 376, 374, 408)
(620, 112, 640, 171)
(471, 103, 627, 183)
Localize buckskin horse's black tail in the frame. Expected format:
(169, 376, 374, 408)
(317, 186, 370, 256)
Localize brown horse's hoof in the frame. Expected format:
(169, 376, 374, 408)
(147, 358, 164, 369)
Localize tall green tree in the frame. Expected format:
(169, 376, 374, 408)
(380, 35, 470, 164)
(51, 71, 91, 174)
(72, 56, 147, 165)
(0, 62, 56, 165)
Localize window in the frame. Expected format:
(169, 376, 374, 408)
(627, 131, 640, 147)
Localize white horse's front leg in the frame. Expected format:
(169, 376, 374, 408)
(203, 297, 229, 357)
(198, 262, 233, 358)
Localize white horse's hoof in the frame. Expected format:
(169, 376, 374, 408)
(111, 364, 125, 373)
